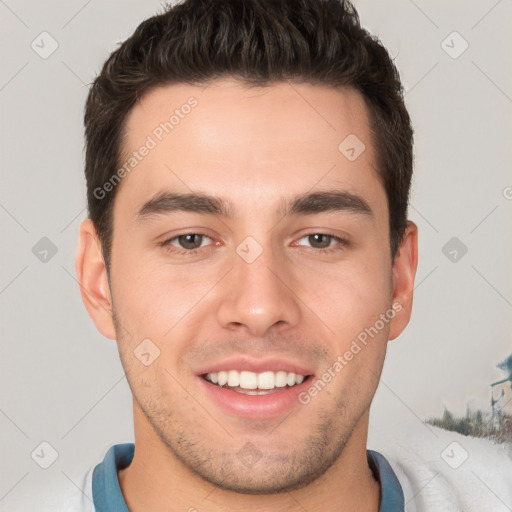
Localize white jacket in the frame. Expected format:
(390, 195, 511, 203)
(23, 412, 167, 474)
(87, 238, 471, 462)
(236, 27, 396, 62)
(43, 426, 512, 511)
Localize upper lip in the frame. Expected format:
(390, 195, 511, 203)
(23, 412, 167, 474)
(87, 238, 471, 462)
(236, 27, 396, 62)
(195, 356, 315, 377)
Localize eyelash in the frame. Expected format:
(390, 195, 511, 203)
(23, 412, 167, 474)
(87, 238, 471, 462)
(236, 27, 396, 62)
(159, 232, 348, 256)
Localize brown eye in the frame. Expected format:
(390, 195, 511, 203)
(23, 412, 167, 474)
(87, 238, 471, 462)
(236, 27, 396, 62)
(160, 233, 213, 254)
(294, 233, 348, 254)
(307, 234, 332, 249)
(176, 234, 205, 250)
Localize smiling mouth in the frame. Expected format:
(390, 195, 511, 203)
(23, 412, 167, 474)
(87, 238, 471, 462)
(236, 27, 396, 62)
(202, 369, 312, 395)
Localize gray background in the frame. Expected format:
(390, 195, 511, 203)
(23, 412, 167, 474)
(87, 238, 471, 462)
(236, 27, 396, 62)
(1, 0, 511, 508)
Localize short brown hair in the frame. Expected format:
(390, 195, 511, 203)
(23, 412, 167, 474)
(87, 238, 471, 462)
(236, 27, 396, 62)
(84, 0, 414, 272)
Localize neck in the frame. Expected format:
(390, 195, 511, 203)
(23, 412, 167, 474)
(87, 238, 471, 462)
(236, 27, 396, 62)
(118, 401, 380, 512)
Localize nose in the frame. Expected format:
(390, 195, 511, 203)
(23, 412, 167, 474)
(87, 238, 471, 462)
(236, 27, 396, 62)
(216, 240, 302, 338)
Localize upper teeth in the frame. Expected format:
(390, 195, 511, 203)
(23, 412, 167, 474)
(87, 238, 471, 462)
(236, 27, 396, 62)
(205, 370, 305, 390)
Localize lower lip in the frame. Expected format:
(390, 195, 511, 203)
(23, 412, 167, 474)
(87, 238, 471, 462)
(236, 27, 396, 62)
(197, 376, 312, 419)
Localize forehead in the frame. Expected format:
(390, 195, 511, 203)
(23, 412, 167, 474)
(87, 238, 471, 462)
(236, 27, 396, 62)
(116, 78, 385, 218)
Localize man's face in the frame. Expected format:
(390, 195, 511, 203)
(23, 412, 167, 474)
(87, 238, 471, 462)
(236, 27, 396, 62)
(86, 79, 414, 492)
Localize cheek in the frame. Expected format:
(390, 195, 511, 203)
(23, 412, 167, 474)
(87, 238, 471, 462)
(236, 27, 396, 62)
(305, 260, 393, 340)
(112, 248, 190, 316)
(110, 255, 219, 360)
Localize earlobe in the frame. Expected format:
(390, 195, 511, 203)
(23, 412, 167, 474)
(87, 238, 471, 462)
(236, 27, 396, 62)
(75, 218, 117, 340)
(388, 221, 418, 341)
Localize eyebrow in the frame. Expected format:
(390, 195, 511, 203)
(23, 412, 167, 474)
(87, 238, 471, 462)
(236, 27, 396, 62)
(136, 189, 373, 221)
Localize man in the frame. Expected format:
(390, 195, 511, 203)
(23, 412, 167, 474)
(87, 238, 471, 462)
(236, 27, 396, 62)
(61, 0, 510, 511)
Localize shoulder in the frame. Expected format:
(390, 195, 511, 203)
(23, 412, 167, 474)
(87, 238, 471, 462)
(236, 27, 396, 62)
(373, 424, 512, 512)
(42, 466, 95, 512)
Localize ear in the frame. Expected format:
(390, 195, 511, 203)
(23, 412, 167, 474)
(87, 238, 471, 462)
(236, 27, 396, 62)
(75, 218, 116, 340)
(388, 221, 418, 341)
